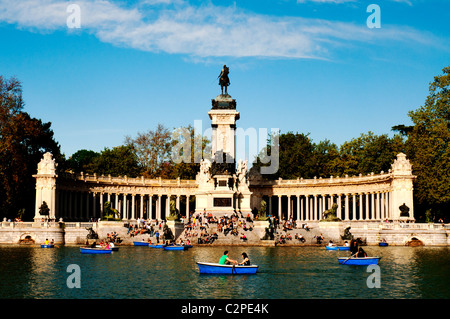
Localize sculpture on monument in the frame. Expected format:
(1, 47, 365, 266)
(321, 203, 341, 222)
(196, 158, 212, 185)
(218, 64, 230, 95)
(237, 159, 249, 187)
(399, 203, 410, 217)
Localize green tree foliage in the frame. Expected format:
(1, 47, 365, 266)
(0, 75, 62, 220)
(252, 131, 403, 180)
(90, 145, 142, 177)
(171, 125, 211, 180)
(66, 149, 99, 173)
(404, 66, 450, 220)
(125, 123, 173, 178)
(336, 132, 405, 176)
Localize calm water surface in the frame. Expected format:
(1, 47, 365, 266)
(0, 245, 449, 299)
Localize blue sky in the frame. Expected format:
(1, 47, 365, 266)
(0, 0, 449, 161)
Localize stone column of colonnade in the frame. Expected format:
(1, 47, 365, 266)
(56, 190, 195, 222)
(262, 191, 392, 223)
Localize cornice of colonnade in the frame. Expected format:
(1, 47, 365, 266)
(57, 171, 198, 195)
(248, 171, 397, 196)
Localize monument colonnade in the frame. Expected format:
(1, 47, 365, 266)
(34, 152, 415, 223)
(55, 173, 198, 222)
(251, 174, 393, 223)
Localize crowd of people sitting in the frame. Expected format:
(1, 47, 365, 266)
(106, 231, 121, 243)
(183, 210, 255, 244)
(126, 218, 164, 238)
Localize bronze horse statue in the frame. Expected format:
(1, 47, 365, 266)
(218, 65, 230, 95)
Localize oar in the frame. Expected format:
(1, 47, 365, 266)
(232, 264, 237, 275)
(339, 252, 356, 265)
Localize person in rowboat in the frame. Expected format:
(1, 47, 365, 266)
(238, 252, 251, 266)
(219, 251, 238, 265)
(350, 239, 358, 255)
(355, 247, 367, 258)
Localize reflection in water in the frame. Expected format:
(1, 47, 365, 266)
(0, 245, 449, 299)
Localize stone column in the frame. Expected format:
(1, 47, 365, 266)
(313, 195, 318, 221)
(268, 196, 272, 216)
(123, 194, 127, 220)
(304, 196, 308, 221)
(352, 194, 356, 221)
(337, 194, 342, 220)
(287, 195, 291, 219)
(365, 193, 369, 220)
(297, 195, 300, 223)
(371, 193, 375, 220)
(92, 192, 97, 219)
(157, 195, 162, 220)
(149, 195, 153, 220)
(359, 193, 363, 221)
(344, 194, 349, 221)
(278, 195, 282, 220)
(166, 195, 171, 220)
(100, 193, 104, 218)
(139, 194, 144, 218)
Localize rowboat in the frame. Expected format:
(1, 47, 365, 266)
(379, 242, 389, 247)
(338, 257, 380, 265)
(96, 245, 119, 251)
(80, 247, 112, 254)
(40, 244, 54, 248)
(326, 246, 350, 251)
(164, 245, 187, 251)
(133, 241, 149, 246)
(197, 262, 258, 275)
(149, 244, 166, 248)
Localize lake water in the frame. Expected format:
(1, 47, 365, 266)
(0, 245, 449, 299)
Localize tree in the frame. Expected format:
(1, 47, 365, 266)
(311, 139, 341, 178)
(66, 149, 100, 173)
(253, 132, 316, 180)
(0, 75, 63, 220)
(404, 66, 450, 221)
(171, 125, 211, 180)
(125, 123, 173, 177)
(90, 145, 142, 177)
(336, 132, 405, 176)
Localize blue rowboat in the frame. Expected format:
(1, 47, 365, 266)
(164, 245, 187, 251)
(133, 241, 149, 246)
(326, 246, 350, 251)
(185, 245, 193, 248)
(41, 245, 54, 248)
(197, 262, 258, 275)
(96, 245, 119, 251)
(149, 244, 166, 248)
(80, 247, 112, 254)
(338, 257, 380, 265)
(379, 242, 389, 247)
